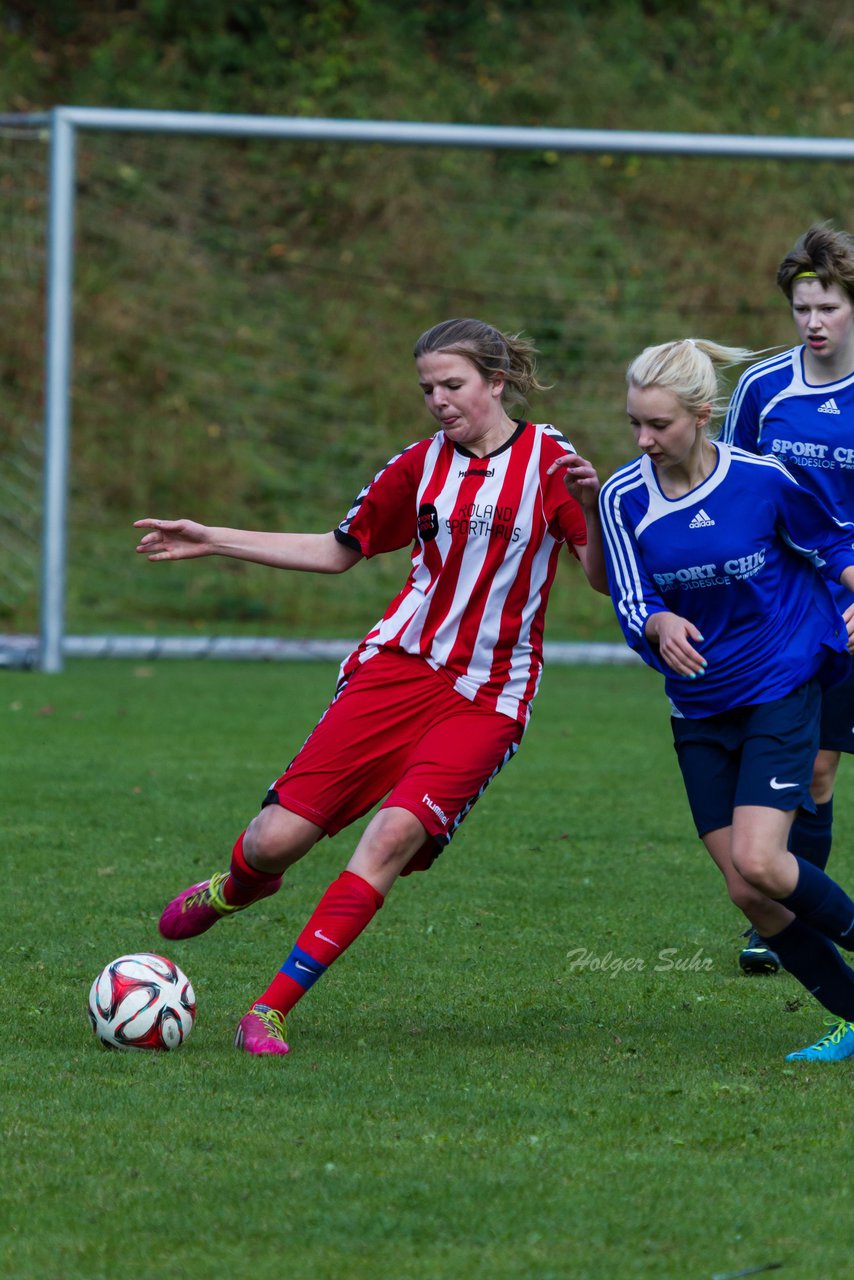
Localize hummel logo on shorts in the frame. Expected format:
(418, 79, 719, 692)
(818, 397, 841, 415)
(688, 508, 715, 529)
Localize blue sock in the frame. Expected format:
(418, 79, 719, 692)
(777, 857, 854, 950)
(279, 944, 328, 992)
(788, 799, 833, 871)
(761, 918, 854, 1021)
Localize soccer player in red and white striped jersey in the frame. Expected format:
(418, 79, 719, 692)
(135, 317, 608, 1056)
(337, 416, 592, 725)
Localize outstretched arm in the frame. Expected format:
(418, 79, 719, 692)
(134, 519, 362, 574)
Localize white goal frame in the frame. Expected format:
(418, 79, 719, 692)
(33, 106, 854, 671)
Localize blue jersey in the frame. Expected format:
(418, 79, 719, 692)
(720, 344, 854, 612)
(600, 442, 854, 718)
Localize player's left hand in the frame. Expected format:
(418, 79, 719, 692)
(843, 602, 854, 653)
(547, 453, 601, 509)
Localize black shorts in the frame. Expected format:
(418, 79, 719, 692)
(672, 680, 821, 837)
(820, 655, 854, 753)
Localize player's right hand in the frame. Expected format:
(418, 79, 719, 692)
(133, 518, 213, 561)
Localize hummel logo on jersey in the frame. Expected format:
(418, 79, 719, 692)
(818, 397, 841, 415)
(688, 509, 715, 529)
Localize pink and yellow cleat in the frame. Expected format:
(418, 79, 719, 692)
(234, 1004, 290, 1056)
(158, 870, 281, 940)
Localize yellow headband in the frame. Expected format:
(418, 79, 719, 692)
(793, 271, 819, 280)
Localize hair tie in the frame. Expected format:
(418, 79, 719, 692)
(793, 270, 819, 281)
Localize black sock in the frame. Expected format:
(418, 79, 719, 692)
(761, 918, 854, 1021)
(777, 857, 854, 950)
(788, 799, 833, 872)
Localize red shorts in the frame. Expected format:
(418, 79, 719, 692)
(263, 649, 523, 868)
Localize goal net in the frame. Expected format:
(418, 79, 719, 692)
(0, 119, 47, 660)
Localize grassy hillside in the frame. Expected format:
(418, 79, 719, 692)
(3, 1, 854, 638)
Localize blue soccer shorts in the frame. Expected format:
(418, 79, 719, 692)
(819, 655, 854, 753)
(671, 679, 821, 837)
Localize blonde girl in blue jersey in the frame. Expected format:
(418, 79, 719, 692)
(600, 336, 854, 1062)
(721, 224, 854, 976)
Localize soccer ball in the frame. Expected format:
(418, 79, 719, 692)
(88, 952, 196, 1051)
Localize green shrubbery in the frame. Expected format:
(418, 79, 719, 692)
(7, 1, 851, 129)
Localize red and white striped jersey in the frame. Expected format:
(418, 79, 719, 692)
(334, 421, 588, 726)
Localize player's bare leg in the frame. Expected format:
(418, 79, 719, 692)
(705, 818, 854, 1059)
(158, 807, 322, 940)
(740, 750, 843, 972)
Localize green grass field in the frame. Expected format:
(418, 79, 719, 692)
(2, 659, 852, 1279)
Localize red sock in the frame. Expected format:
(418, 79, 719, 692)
(222, 832, 282, 907)
(255, 870, 384, 1016)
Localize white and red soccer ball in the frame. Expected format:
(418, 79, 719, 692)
(88, 952, 196, 1051)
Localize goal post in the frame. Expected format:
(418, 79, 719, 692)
(27, 107, 854, 671)
(42, 110, 77, 674)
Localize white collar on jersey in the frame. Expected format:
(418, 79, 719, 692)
(634, 442, 732, 538)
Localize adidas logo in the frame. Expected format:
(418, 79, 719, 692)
(688, 508, 715, 529)
(818, 397, 841, 415)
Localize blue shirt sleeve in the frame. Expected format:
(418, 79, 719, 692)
(720, 370, 760, 450)
(773, 460, 854, 585)
(599, 468, 670, 675)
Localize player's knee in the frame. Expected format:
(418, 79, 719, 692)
(243, 806, 320, 871)
(730, 843, 780, 893)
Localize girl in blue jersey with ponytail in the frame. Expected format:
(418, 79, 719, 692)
(598, 336, 854, 1062)
(721, 223, 854, 977)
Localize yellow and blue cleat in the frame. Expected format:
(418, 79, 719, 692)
(785, 1019, 854, 1062)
